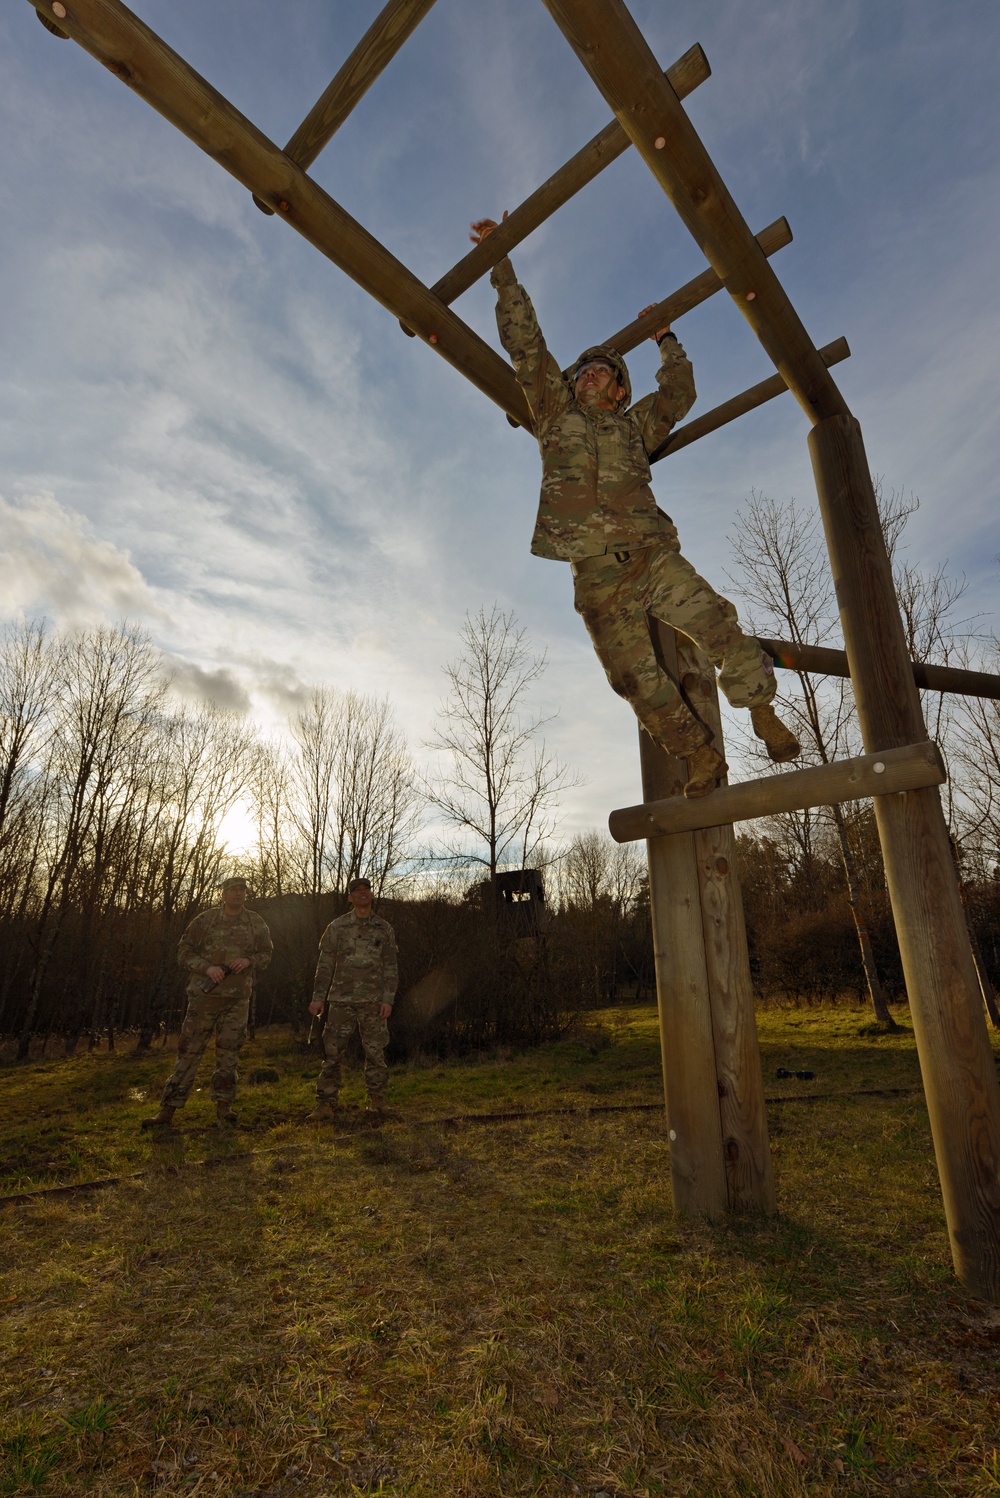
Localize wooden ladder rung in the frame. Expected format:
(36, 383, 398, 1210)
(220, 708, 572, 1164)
(608, 741, 945, 843)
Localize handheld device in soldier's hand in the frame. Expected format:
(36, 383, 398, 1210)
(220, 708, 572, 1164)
(200, 964, 235, 994)
(307, 999, 329, 1047)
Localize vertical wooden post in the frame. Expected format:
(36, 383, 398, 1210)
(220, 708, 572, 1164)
(675, 635, 776, 1212)
(809, 415, 1000, 1301)
(640, 627, 727, 1217)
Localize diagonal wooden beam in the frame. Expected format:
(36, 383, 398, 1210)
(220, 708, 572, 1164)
(759, 638, 1000, 703)
(286, 0, 439, 169)
(254, 0, 439, 215)
(651, 336, 850, 462)
(539, 0, 849, 424)
(605, 216, 791, 356)
(429, 43, 710, 308)
(26, 0, 533, 430)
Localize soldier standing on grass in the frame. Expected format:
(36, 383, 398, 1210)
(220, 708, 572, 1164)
(143, 876, 272, 1131)
(307, 877, 398, 1121)
(471, 215, 800, 798)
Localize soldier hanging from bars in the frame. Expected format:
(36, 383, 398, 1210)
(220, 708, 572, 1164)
(471, 216, 800, 797)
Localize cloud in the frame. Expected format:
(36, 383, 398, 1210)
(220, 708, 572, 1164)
(160, 652, 251, 713)
(0, 490, 168, 630)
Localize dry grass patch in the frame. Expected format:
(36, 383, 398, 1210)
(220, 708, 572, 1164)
(2, 1006, 1000, 1496)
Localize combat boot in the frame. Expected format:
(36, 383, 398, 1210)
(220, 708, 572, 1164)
(215, 1102, 237, 1127)
(366, 1094, 387, 1116)
(750, 705, 801, 763)
(141, 1104, 175, 1131)
(683, 743, 727, 799)
(307, 1099, 338, 1123)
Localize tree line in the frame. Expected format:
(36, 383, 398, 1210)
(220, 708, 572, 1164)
(2, 482, 999, 1058)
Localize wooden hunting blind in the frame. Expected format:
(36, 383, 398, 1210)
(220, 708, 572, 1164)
(27, 0, 1000, 1301)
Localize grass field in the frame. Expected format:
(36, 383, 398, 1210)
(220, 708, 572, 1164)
(2, 1004, 1000, 1497)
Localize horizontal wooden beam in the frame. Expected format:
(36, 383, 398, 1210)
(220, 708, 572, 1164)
(609, 741, 946, 844)
(28, 0, 533, 430)
(760, 638, 1000, 703)
(652, 337, 850, 462)
(541, 0, 850, 425)
(428, 43, 710, 308)
(605, 218, 792, 356)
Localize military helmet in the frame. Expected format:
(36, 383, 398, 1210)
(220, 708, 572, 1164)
(567, 343, 632, 407)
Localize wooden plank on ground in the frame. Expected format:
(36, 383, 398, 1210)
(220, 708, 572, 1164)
(28, 0, 533, 429)
(609, 741, 946, 844)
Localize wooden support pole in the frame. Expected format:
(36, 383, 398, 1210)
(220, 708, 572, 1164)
(674, 633, 774, 1212)
(538, 0, 849, 423)
(27, 0, 533, 430)
(610, 741, 946, 844)
(652, 336, 850, 463)
(809, 414, 1000, 1303)
(429, 44, 711, 308)
(759, 638, 1000, 704)
(640, 627, 728, 1217)
(605, 218, 792, 356)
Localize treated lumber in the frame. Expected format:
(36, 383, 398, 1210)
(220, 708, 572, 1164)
(540, 0, 850, 423)
(605, 217, 792, 356)
(28, 0, 533, 430)
(429, 43, 711, 309)
(809, 414, 1000, 1302)
(285, 0, 439, 169)
(673, 633, 775, 1213)
(759, 638, 1000, 704)
(610, 741, 946, 844)
(639, 627, 728, 1217)
(254, 0, 439, 215)
(652, 336, 850, 462)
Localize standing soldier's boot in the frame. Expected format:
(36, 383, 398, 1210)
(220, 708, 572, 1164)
(307, 1099, 338, 1122)
(141, 1103, 176, 1131)
(215, 1101, 237, 1127)
(366, 1094, 387, 1116)
(750, 705, 801, 763)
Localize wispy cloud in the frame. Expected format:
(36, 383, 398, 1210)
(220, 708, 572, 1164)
(0, 490, 168, 630)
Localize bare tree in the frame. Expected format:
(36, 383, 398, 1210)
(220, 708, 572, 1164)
(729, 492, 897, 1025)
(18, 623, 166, 1055)
(555, 830, 646, 1002)
(424, 605, 578, 880)
(288, 687, 420, 904)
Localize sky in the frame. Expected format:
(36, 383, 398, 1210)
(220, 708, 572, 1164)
(2, 0, 999, 845)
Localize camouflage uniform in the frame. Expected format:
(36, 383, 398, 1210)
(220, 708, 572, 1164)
(159, 905, 272, 1110)
(491, 254, 776, 755)
(313, 911, 398, 1103)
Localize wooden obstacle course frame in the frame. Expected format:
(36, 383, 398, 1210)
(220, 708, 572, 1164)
(26, 0, 1000, 1301)
(610, 740, 947, 843)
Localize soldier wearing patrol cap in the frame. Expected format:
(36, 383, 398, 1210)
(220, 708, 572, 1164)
(470, 216, 801, 797)
(307, 876, 398, 1120)
(143, 876, 273, 1130)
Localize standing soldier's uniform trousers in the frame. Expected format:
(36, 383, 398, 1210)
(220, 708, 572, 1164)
(491, 254, 776, 757)
(159, 907, 273, 1111)
(314, 911, 398, 1104)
